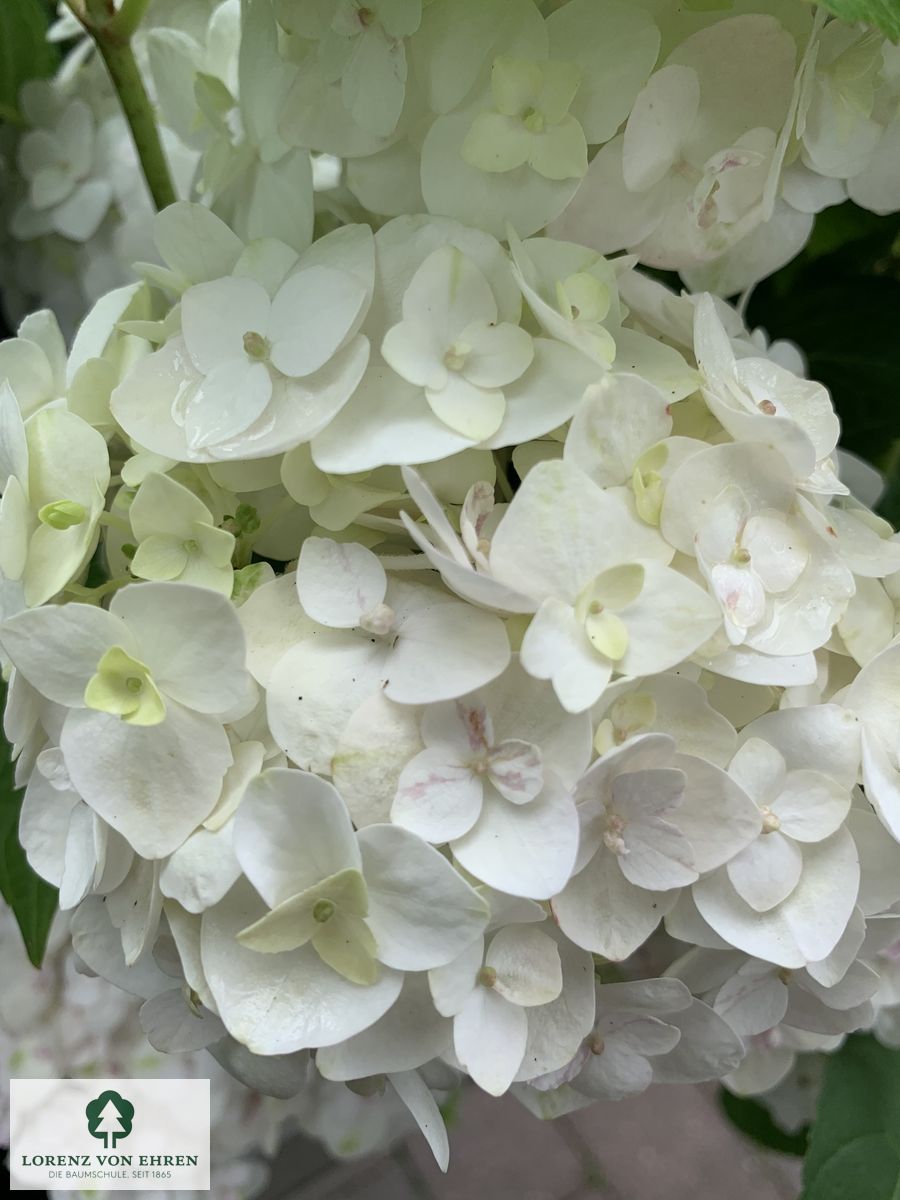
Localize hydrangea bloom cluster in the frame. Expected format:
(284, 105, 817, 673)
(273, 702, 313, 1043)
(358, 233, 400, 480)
(4, 0, 900, 332)
(2, 0, 900, 1168)
(0, 903, 422, 1191)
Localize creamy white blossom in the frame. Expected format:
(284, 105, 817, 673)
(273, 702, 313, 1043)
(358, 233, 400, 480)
(1, 0, 900, 1175)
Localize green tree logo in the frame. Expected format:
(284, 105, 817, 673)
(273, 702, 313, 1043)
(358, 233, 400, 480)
(85, 1090, 135, 1149)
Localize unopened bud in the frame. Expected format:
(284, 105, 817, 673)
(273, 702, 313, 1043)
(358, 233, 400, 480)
(38, 500, 87, 530)
(478, 966, 497, 988)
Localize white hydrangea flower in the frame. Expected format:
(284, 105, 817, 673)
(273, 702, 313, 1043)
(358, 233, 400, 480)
(661, 442, 855, 674)
(392, 659, 590, 898)
(112, 223, 375, 461)
(264, 537, 510, 772)
(0, 309, 67, 418)
(0, 382, 110, 611)
(12, 89, 114, 243)
(693, 294, 843, 494)
(278, 0, 422, 139)
(311, 216, 598, 473)
(419, 0, 660, 239)
(0, 582, 254, 857)
(552, 734, 760, 961)
(488, 459, 721, 712)
(429, 918, 563, 1096)
(551, 14, 801, 276)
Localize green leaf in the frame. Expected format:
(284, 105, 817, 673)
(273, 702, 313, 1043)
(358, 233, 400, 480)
(808, 0, 900, 41)
(0, 681, 57, 967)
(0, 0, 59, 121)
(719, 1089, 810, 1156)
(801, 1035, 900, 1199)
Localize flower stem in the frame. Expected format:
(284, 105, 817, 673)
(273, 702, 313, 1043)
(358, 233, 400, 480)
(110, 0, 152, 39)
(64, 0, 176, 213)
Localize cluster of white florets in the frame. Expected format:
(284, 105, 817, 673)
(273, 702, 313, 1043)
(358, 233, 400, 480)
(4, 0, 900, 330)
(1, 0, 900, 1168)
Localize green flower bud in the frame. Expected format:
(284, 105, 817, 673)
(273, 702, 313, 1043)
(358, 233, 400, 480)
(38, 500, 87, 530)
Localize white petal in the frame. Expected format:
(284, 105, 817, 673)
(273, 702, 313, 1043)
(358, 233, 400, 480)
(388, 1070, 450, 1174)
(694, 828, 860, 968)
(728, 737, 786, 807)
(153, 202, 244, 283)
(565, 373, 672, 488)
(713, 961, 787, 1038)
(462, 321, 534, 388)
(317, 975, 450, 1080)
(613, 770, 698, 891)
(515, 926, 596, 1082)
(110, 582, 249, 716)
(392, 747, 484, 843)
(140, 987, 227, 1053)
(674, 752, 763, 873)
(619, 561, 722, 676)
(201, 880, 402, 1054)
(0, 603, 127, 706)
(552, 851, 674, 961)
(650, 998, 743, 1084)
(181, 277, 271, 373)
(71, 896, 171, 1000)
(520, 598, 611, 715)
(61, 704, 232, 860)
(159, 822, 241, 914)
(297, 537, 387, 629)
(268, 267, 367, 377)
(19, 772, 78, 886)
(426, 374, 506, 441)
(453, 774, 579, 900)
(266, 632, 391, 773)
(485, 924, 562, 1007)
(773, 770, 851, 842)
(453, 986, 527, 1096)
(740, 703, 861, 792)
(332, 692, 424, 828)
(726, 832, 803, 912)
(404, 243, 497, 336)
(235, 768, 360, 907)
(490, 459, 665, 603)
(240, 572, 319, 688)
(358, 823, 489, 970)
(184, 358, 273, 451)
(622, 64, 700, 192)
(387, 598, 509, 704)
(428, 936, 484, 1018)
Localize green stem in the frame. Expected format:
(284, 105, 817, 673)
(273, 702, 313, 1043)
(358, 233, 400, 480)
(110, 0, 152, 39)
(64, 0, 176, 212)
(66, 574, 132, 602)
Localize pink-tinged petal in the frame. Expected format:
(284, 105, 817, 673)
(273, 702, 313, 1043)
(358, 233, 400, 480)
(488, 738, 543, 804)
(391, 748, 483, 843)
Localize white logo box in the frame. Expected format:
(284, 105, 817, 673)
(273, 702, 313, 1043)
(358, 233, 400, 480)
(10, 1078, 210, 1192)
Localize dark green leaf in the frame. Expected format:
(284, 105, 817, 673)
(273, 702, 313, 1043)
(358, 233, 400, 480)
(719, 1089, 809, 1156)
(801, 1035, 900, 1199)
(0, 0, 59, 120)
(808, 1, 900, 41)
(0, 682, 57, 967)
